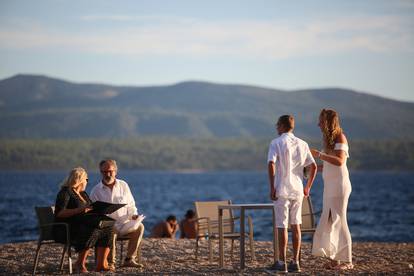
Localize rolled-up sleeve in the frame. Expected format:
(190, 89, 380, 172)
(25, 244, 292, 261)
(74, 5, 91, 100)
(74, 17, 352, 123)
(303, 144, 316, 167)
(125, 184, 138, 216)
(267, 141, 277, 163)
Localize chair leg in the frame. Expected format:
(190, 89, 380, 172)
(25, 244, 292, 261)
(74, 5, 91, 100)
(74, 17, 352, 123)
(230, 240, 234, 261)
(249, 234, 256, 261)
(195, 238, 199, 261)
(67, 246, 72, 274)
(32, 242, 42, 276)
(208, 238, 212, 263)
(59, 244, 67, 271)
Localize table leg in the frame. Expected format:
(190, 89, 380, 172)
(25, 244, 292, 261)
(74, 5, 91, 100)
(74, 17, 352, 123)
(219, 208, 224, 267)
(272, 206, 278, 262)
(240, 208, 245, 269)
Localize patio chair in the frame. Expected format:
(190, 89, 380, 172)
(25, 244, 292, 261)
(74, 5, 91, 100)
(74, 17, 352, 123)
(299, 195, 318, 234)
(32, 206, 73, 275)
(194, 200, 255, 263)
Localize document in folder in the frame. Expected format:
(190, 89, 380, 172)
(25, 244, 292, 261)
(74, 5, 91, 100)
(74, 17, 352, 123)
(91, 201, 126, 215)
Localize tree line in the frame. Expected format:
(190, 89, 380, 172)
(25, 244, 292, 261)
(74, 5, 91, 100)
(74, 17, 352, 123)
(0, 138, 413, 171)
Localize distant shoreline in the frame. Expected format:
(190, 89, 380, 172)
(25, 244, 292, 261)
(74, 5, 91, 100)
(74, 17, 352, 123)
(1, 138, 413, 171)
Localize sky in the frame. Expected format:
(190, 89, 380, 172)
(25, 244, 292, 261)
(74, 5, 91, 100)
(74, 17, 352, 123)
(0, 0, 413, 102)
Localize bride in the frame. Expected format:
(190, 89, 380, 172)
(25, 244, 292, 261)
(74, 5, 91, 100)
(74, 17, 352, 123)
(310, 109, 353, 270)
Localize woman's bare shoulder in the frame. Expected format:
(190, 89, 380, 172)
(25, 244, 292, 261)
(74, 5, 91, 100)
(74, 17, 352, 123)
(336, 133, 348, 144)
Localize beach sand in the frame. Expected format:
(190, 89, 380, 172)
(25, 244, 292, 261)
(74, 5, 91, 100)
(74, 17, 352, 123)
(0, 239, 413, 275)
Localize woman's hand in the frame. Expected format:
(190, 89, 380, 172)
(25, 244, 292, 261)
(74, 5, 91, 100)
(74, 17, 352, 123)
(56, 205, 91, 218)
(310, 148, 321, 158)
(81, 205, 93, 214)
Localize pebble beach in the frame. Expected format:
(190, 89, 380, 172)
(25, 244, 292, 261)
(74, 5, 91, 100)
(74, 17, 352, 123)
(0, 239, 413, 275)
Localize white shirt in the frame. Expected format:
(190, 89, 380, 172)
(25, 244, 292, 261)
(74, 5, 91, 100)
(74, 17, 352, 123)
(267, 132, 315, 200)
(90, 179, 138, 223)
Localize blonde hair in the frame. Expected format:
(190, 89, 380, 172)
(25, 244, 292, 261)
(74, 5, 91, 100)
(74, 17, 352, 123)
(61, 167, 88, 189)
(319, 109, 343, 152)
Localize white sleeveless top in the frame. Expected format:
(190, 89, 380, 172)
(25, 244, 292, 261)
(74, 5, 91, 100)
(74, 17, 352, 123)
(322, 143, 352, 197)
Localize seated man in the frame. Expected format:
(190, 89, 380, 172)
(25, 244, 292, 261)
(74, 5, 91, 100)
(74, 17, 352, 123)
(150, 215, 179, 239)
(180, 209, 198, 239)
(90, 159, 145, 269)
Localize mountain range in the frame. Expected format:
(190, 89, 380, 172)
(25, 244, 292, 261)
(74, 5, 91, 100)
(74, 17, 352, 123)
(0, 74, 413, 139)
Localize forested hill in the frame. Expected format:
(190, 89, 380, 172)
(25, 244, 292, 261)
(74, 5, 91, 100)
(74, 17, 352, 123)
(1, 74, 413, 139)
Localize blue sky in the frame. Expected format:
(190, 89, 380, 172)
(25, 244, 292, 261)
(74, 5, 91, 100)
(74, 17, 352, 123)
(1, 0, 413, 101)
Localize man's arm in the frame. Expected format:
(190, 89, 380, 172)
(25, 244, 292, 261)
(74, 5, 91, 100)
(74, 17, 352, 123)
(165, 222, 179, 239)
(304, 162, 317, 196)
(268, 161, 277, 201)
(123, 182, 138, 217)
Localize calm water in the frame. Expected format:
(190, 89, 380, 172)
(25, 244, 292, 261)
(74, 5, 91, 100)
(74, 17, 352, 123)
(0, 171, 413, 244)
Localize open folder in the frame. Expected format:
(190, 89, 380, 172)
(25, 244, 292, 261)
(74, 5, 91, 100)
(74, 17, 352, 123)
(90, 201, 126, 215)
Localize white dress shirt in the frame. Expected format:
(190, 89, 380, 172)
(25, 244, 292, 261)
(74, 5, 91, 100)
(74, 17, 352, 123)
(90, 179, 138, 229)
(267, 132, 315, 200)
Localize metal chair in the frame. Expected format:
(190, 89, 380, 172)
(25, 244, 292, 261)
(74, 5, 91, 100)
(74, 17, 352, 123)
(300, 195, 318, 234)
(194, 200, 255, 263)
(32, 206, 73, 275)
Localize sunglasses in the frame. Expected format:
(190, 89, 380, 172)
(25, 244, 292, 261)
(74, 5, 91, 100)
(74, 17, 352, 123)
(101, 170, 116, 173)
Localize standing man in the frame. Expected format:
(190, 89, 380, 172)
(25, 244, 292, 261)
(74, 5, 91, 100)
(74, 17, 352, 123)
(267, 115, 317, 273)
(90, 159, 145, 269)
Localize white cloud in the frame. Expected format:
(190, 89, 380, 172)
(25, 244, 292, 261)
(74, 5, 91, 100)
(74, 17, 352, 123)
(0, 15, 412, 59)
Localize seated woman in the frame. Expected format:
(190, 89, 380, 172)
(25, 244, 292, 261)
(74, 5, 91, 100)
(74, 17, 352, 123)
(180, 209, 198, 239)
(53, 167, 115, 272)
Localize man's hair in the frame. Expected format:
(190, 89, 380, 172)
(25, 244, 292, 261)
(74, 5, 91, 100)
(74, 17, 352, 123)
(185, 209, 195, 219)
(166, 215, 177, 222)
(99, 159, 118, 171)
(277, 115, 295, 131)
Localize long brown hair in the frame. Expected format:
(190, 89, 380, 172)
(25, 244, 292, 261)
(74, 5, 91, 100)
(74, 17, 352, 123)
(319, 109, 343, 151)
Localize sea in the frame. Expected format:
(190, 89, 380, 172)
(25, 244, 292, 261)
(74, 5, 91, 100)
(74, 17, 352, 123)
(0, 171, 413, 244)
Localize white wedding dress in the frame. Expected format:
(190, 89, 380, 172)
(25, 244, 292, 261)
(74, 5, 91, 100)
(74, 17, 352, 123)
(312, 143, 352, 263)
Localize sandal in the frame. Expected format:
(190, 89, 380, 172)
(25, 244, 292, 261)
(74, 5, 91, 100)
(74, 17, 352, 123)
(334, 263, 354, 270)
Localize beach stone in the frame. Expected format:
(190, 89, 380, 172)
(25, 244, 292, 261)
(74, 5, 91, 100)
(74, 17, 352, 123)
(0, 239, 413, 275)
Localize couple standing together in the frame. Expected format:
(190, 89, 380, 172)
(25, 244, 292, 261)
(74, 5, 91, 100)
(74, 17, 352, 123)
(267, 109, 353, 272)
